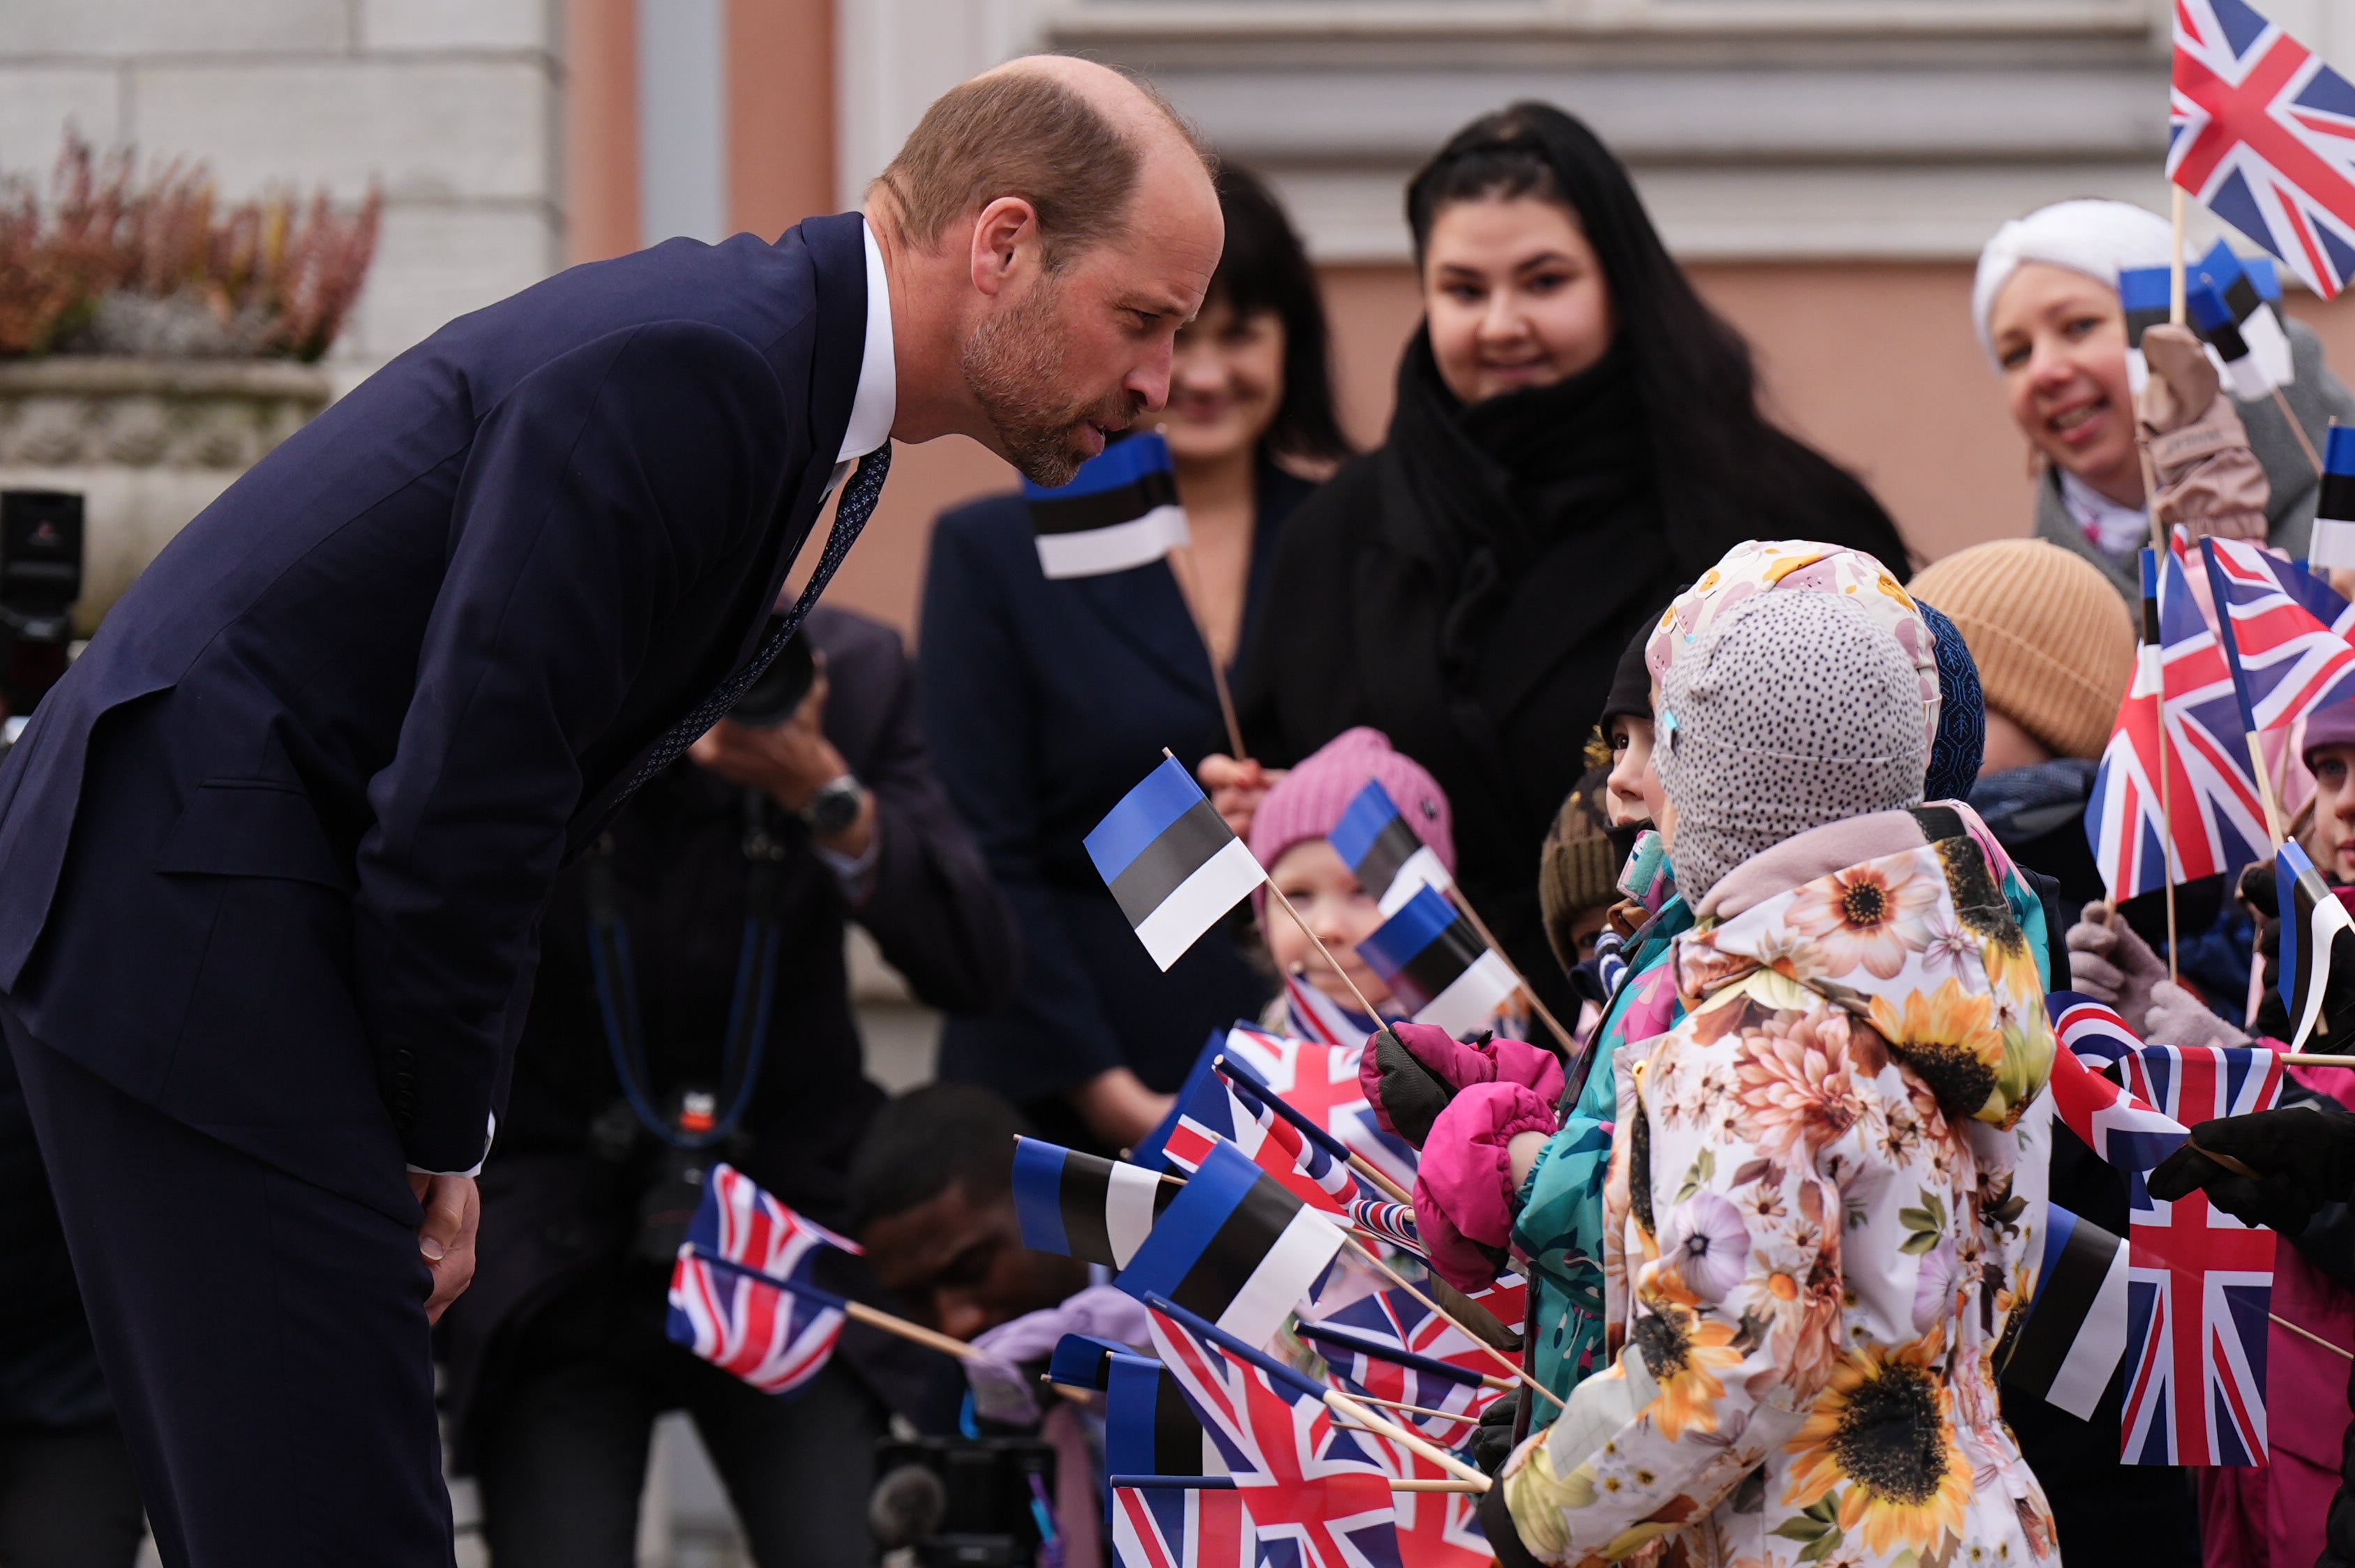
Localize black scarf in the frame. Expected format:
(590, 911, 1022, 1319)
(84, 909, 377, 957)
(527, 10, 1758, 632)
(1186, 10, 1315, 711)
(1383, 330, 1655, 691)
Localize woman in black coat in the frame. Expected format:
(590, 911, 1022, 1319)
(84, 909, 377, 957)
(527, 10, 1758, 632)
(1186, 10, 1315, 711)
(920, 167, 1352, 1151)
(1213, 103, 1912, 1011)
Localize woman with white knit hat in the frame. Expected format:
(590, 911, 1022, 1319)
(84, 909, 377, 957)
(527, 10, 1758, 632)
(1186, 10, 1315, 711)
(1975, 197, 2355, 601)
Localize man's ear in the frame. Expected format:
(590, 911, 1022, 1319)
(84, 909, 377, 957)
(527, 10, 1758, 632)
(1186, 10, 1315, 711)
(968, 195, 1041, 299)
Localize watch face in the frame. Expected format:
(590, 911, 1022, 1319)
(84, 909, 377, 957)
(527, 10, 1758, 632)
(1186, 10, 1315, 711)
(806, 778, 862, 838)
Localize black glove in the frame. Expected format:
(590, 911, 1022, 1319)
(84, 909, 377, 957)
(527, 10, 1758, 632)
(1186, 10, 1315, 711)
(1374, 1026, 1454, 1149)
(1470, 1389, 1521, 1477)
(2148, 1099, 2355, 1234)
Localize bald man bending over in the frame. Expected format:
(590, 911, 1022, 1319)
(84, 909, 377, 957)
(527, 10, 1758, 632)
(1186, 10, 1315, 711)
(0, 57, 1220, 1567)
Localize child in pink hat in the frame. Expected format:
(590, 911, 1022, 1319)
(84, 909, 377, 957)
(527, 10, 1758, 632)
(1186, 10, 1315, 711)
(1247, 727, 1457, 1032)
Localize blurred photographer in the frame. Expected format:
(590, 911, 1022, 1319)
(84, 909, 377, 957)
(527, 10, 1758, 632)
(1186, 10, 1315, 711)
(438, 604, 1014, 1568)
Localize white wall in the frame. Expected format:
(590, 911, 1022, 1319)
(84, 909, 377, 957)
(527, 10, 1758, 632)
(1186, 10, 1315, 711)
(0, 0, 566, 380)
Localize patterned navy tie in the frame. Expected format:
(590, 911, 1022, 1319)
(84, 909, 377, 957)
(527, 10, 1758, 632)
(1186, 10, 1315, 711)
(619, 442, 893, 800)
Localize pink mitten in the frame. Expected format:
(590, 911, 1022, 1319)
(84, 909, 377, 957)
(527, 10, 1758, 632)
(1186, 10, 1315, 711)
(1394, 1022, 1565, 1100)
(1411, 1082, 1558, 1292)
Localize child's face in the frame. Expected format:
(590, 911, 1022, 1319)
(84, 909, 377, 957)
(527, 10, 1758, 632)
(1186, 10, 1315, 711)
(2311, 744, 2355, 882)
(1606, 712, 1663, 827)
(1263, 838, 1394, 1009)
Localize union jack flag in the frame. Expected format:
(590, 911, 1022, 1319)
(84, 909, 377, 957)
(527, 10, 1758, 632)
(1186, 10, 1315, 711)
(1164, 1053, 1362, 1215)
(1301, 1288, 1505, 1442)
(2171, 0, 2355, 299)
(2116, 1043, 2285, 1465)
(1284, 971, 1377, 1050)
(2046, 994, 2195, 1175)
(1345, 1196, 1424, 1256)
(1112, 1484, 1255, 1568)
(1147, 1299, 1406, 1568)
(2089, 550, 2269, 900)
(665, 1163, 858, 1396)
(2201, 535, 2355, 734)
(1221, 1024, 1420, 1199)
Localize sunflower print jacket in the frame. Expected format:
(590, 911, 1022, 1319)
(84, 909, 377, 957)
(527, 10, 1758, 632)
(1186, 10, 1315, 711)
(1498, 806, 2059, 1568)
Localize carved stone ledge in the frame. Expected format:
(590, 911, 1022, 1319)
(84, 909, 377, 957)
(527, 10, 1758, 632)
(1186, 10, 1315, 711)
(0, 358, 332, 471)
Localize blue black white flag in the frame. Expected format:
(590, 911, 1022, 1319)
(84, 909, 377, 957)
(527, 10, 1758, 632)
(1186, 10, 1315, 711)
(1355, 884, 1517, 1038)
(1116, 1139, 1344, 1348)
(2278, 839, 2355, 1049)
(2002, 1204, 2131, 1421)
(1025, 431, 1191, 580)
(1088, 757, 1267, 971)
(1014, 1137, 1179, 1268)
(1330, 779, 1453, 916)
(2312, 424, 2355, 569)
(2193, 239, 2295, 390)
(2188, 282, 2275, 402)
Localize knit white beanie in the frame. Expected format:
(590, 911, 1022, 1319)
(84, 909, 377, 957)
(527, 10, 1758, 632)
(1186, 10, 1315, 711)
(1971, 199, 2174, 365)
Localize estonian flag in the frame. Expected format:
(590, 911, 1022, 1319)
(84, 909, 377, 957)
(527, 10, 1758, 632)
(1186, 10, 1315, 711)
(2188, 282, 2273, 403)
(1023, 430, 1191, 580)
(1115, 1139, 1344, 1348)
(2277, 840, 2355, 1049)
(1329, 778, 1453, 916)
(2313, 425, 2355, 571)
(2119, 266, 2172, 395)
(1087, 756, 1267, 971)
(2194, 240, 2294, 391)
(2001, 1204, 2130, 1421)
(1012, 1137, 1178, 1267)
(1355, 883, 1518, 1038)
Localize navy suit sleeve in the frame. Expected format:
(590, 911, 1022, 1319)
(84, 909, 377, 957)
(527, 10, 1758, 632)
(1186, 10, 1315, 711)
(818, 618, 1017, 1013)
(355, 321, 791, 1172)
(917, 513, 1129, 1096)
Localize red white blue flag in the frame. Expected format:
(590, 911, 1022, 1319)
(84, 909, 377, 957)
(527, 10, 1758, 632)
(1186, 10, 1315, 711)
(1111, 1483, 1256, 1568)
(1222, 1025, 1420, 1199)
(665, 1163, 859, 1396)
(2116, 1043, 2285, 1466)
(2170, 0, 2355, 299)
(1164, 1035, 1363, 1216)
(1299, 1288, 1503, 1443)
(2046, 994, 2195, 1175)
(2090, 549, 2269, 900)
(1146, 1297, 1406, 1568)
(2200, 535, 2355, 733)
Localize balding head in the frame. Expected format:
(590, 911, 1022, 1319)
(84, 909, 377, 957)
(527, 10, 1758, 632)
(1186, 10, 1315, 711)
(875, 54, 1214, 268)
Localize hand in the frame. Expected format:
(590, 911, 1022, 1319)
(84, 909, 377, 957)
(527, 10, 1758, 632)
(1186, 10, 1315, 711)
(1412, 1081, 1557, 1292)
(2065, 903, 2168, 1032)
(1067, 1067, 1177, 1152)
(1369, 1026, 1455, 1147)
(2149, 1100, 2355, 1234)
(1197, 753, 1281, 840)
(690, 665, 848, 815)
(2143, 980, 2250, 1050)
(2139, 324, 2270, 543)
(1470, 1390, 1522, 1476)
(406, 1170, 481, 1325)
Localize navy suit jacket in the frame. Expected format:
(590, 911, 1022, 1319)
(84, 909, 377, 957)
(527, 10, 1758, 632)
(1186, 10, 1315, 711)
(0, 213, 872, 1203)
(917, 461, 1312, 1110)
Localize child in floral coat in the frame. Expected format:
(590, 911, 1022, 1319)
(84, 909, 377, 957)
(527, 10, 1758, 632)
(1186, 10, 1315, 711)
(1485, 589, 2058, 1568)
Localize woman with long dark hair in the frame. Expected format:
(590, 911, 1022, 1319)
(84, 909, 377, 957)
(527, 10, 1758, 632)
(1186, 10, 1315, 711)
(1214, 103, 1910, 1007)
(920, 165, 1351, 1151)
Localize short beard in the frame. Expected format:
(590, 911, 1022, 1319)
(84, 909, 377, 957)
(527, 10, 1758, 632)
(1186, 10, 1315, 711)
(961, 272, 1137, 487)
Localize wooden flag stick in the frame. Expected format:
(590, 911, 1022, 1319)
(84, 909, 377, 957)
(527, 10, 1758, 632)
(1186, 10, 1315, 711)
(1445, 886, 1577, 1057)
(694, 1253, 984, 1361)
(2171, 186, 2188, 326)
(1346, 1151, 1416, 1208)
(1321, 1387, 1492, 1489)
(1341, 1392, 1484, 1425)
(1339, 1233, 1566, 1410)
(2273, 387, 2325, 476)
(1163, 544, 1247, 760)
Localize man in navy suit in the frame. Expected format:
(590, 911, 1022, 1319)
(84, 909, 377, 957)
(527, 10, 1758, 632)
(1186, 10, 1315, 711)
(0, 55, 1219, 1566)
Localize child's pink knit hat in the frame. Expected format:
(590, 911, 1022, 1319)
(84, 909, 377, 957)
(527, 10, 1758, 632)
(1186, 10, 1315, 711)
(1249, 727, 1455, 880)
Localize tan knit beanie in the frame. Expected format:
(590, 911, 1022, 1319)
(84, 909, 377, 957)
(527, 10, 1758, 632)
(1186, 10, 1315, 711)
(1906, 539, 2132, 761)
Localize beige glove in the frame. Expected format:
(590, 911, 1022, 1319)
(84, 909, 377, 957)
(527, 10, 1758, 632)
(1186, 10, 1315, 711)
(2139, 324, 2269, 543)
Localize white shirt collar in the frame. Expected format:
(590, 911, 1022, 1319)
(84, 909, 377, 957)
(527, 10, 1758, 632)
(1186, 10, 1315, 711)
(836, 219, 896, 462)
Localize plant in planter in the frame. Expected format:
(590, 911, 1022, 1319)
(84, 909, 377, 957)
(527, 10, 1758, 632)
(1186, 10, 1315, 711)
(0, 136, 382, 631)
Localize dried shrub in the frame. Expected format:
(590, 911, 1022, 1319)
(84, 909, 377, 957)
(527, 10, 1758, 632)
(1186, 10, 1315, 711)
(0, 135, 380, 361)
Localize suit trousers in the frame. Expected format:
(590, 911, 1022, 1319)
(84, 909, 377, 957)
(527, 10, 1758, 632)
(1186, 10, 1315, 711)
(474, 1269, 885, 1567)
(4, 1009, 455, 1567)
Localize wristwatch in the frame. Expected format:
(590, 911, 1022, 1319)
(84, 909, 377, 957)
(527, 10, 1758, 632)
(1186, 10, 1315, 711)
(802, 773, 866, 839)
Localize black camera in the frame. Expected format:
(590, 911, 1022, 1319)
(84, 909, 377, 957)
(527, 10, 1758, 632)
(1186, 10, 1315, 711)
(870, 1435, 1060, 1567)
(0, 490, 85, 723)
(726, 617, 818, 728)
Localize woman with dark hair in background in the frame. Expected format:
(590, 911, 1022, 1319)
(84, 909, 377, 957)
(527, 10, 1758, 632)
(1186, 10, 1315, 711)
(1207, 103, 1911, 1007)
(920, 165, 1351, 1150)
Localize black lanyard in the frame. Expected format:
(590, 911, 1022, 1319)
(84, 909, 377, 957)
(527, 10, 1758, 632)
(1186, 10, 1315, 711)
(584, 788, 790, 1149)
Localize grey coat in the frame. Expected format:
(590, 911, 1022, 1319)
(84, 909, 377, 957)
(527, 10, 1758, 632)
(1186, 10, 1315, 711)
(2034, 316, 2355, 600)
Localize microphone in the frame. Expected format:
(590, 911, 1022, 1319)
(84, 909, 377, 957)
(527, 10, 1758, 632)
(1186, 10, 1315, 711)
(868, 1463, 948, 1551)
